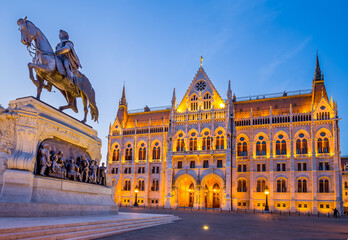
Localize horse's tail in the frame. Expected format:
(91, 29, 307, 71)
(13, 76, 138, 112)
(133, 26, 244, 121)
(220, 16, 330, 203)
(88, 87, 99, 122)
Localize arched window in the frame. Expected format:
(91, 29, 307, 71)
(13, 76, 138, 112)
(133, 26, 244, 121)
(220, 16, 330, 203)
(152, 179, 159, 191)
(176, 133, 185, 152)
(138, 143, 146, 160)
(318, 135, 330, 154)
(215, 134, 225, 150)
(276, 138, 287, 155)
(297, 179, 307, 193)
(152, 143, 161, 160)
(125, 144, 133, 161)
(237, 137, 248, 156)
(256, 138, 266, 156)
(276, 179, 287, 192)
(124, 180, 131, 191)
(189, 132, 198, 151)
(202, 132, 212, 150)
(237, 179, 247, 192)
(256, 179, 266, 192)
(112, 146, 120, 161)
(203, 93, 212, 110)
(138, 180, 145, 191)
(190, 95, 198, 111)
(319, 179, 330, 193)
(344, 181, 348, 189)
(296, 139, 308, 154)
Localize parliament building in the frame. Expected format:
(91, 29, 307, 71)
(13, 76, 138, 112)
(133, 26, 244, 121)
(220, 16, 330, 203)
(107, 56, 346, 213)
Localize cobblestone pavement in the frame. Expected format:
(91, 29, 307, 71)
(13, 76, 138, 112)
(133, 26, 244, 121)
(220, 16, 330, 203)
(99, 208, 348, 240)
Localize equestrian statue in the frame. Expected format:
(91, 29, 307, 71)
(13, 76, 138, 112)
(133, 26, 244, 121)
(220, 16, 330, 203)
(17, 17, 98, 123)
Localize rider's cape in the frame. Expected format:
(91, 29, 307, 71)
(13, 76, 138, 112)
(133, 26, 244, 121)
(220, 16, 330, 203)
(56, 40, 82, 77)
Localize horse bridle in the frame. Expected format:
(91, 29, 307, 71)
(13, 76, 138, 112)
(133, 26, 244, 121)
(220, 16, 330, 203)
(27, 42, 55, 58)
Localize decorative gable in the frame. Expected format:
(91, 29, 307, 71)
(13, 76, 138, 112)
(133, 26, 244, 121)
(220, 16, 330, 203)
(313, 95, 335, 120)
(177, 67, 225, 112)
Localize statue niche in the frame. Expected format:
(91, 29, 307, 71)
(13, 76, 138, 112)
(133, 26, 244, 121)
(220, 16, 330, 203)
(36, 138, 106, 186)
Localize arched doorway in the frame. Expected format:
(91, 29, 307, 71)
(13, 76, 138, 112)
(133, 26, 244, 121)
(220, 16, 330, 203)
(212, 183, 221, 208)
(176, 175, 196, 208)
(201, 174, 223, 209)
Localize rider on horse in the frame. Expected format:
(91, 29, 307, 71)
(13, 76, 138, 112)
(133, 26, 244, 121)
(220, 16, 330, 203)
(55, 30, 82, 86)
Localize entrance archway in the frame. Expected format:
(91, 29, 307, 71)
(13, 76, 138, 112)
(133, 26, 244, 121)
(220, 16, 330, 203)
(201, 174, 224, 209)
(176, 174, 196, 207)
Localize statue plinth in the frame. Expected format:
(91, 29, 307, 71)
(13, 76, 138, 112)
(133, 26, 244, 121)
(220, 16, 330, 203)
(0, 97, 117, 216)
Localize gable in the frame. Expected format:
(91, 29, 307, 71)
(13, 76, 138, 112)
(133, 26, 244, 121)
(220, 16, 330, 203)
(313, 96, 335, 120)
(177, 67, 225, 112)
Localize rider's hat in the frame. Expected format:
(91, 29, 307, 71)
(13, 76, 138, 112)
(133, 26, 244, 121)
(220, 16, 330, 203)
(59, 30, 69, 39)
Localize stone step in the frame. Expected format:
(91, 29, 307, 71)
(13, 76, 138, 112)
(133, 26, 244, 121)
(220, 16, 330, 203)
(0, 215, 175, 234)
(23, 217, 179, 240)
(0, 215, 179, 240)
(68, 220, 176, 240)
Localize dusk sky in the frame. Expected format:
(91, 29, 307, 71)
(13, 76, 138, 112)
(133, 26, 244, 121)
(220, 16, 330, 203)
(0, 0, 347, 162)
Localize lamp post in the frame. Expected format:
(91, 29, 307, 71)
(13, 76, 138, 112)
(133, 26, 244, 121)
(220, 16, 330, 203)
(264, 185, 270, 212)
(134, 185, 139, 207)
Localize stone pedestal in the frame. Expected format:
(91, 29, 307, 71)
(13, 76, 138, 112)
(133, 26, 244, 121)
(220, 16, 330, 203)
(0, 97, 118, 216)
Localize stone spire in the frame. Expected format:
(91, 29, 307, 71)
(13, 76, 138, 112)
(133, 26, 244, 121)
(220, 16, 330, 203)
(200, 56, 203, 67)
(119, 83, 127, 106)
(314, 52, 323, 81)
(227, 80, 232, 101)
(171, 88, 176, 107)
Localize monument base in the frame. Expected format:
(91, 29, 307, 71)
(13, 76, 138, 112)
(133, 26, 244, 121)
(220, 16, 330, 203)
(0, 97, 117, 216)
(0, 170, 118, 217)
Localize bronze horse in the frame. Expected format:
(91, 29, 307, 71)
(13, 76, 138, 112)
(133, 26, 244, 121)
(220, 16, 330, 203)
(17, 17, 98, 123)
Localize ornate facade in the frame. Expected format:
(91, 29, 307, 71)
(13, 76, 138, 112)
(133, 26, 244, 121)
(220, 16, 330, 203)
(107, 56, 343, 213)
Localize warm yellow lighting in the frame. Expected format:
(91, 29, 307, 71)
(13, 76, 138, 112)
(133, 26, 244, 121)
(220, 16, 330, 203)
(135, 189, 139, 193)
(219, 103, 225, 108)
(134, 185, 139, 193)
(203, 225, 209, 230)
(188, 189, 191, 192)
(213, 189, 216, 192)
(264, 186, 270, 195)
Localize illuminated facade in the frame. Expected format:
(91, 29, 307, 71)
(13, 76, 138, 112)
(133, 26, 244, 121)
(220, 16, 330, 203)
(107, 56, 343, 213)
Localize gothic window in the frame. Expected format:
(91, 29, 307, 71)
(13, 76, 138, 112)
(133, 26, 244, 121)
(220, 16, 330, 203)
(237, 179, 247, 192)
(176, 133, 185, 152)
(124, 180, 131, 191)
(138, 143, 146, 160)
(195, 80, 206, 91)
(190, 95, 198, 111)
(203, 93, 212, 110)
(296, 138, 308, 154)
(189, 132, 198, 151)
(319, 179, 329, 193)
(202, 131, 212, 150)
(256, 137, 267, 156)
(152, 142, 161, 160)
(256, 179, 266, 192)
(297, 179, 307, 193)
(276, 179, 287, 192)
(318, 136, 329, 153)
(276, 139, 287, 155)
(138, 180, 145, 191)
(125, 144, 133, 161)
(215, 135, 225, 150)
(237, 137, 248, 156)
(112, 145, 120, 161)
(152, 180, 159, 191)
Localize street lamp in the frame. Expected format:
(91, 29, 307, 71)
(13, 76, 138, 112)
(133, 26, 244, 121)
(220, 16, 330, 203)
(134, 185, 139, 207)
(264, 185, 270, 212)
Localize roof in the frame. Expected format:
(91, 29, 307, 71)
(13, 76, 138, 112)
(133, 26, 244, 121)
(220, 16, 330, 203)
(124, 109, 170, 128)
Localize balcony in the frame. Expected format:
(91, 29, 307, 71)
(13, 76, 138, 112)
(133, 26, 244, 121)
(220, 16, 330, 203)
(237, 156, 249, 160)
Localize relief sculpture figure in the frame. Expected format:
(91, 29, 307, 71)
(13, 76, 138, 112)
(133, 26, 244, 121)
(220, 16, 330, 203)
(39, 144, 50, 175)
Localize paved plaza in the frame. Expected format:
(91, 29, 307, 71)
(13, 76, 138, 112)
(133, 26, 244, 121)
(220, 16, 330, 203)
(101, 208, 348, 240)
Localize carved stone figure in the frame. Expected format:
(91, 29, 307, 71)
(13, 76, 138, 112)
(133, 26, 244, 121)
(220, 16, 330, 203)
(39, 144, 50, 175)
(98, 162, 107, 186)
(50, 154, 66, 178)
(17, 17, 99, 123)
(80, 155, 89, 183)
(88, 160, 98, 184)
(67, 159, 81, 181)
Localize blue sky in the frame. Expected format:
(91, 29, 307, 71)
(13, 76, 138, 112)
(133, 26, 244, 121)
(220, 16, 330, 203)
(0, 0, 347, 161)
